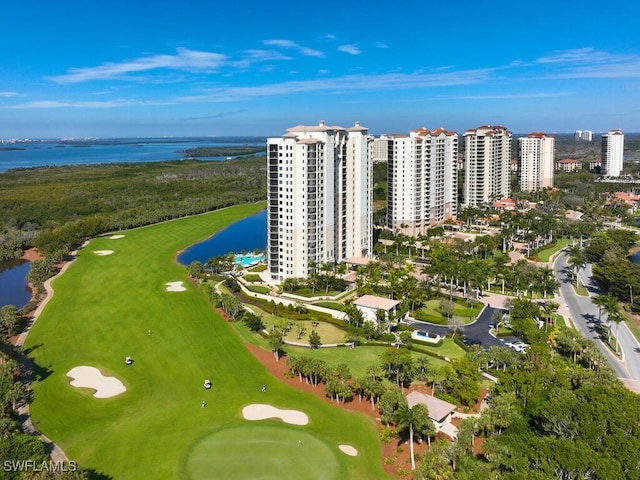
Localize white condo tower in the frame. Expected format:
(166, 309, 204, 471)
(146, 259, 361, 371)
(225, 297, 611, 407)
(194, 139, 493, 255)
(379, 127, 458, 236)
(463, 125, 512, 207)
(267, 121, 372, 282)
(601, 129, 624, 177)
(517, 132, 555, 192)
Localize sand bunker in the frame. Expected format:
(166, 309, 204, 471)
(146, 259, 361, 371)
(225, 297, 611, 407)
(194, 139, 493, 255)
(67, 366, 126, 398)
(109, 235, 125, 239)
(165, 281, 186, 292)
(338, 445, 358, 456)
(93, 250, 114, 256)
(242, 404, 309, 426)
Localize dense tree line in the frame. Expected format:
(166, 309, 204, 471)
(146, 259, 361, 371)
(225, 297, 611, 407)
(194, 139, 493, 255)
(0, 339, 109, 479)
(406, 297, 640, 479)
(0, 157, 266, 262)
(181, 146, 264, 157)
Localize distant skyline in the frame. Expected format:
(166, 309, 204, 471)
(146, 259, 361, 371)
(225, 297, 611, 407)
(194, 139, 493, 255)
(2, 1, 640, 138)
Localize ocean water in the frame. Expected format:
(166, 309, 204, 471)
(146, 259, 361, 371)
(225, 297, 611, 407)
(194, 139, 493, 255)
(0, 137, 264, 172)
(0, 137, 268, 306)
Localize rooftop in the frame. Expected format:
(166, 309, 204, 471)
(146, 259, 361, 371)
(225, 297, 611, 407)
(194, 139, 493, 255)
(406, 391, 457, 422)
(353, 294, 400, 311)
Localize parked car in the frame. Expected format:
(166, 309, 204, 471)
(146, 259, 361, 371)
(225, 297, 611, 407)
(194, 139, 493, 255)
(461, 336, 481, 347)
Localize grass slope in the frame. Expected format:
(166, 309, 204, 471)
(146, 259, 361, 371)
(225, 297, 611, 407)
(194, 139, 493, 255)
(25, 203, 387, 480)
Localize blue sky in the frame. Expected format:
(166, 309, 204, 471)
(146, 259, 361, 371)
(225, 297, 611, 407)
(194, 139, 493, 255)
(1, 0, 640, 138)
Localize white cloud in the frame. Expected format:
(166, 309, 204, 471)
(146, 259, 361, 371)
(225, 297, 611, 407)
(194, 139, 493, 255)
(175, 68, 495, 103)
(338, 44, 361, 55)
(535, 48, 623, 65)
(48, 48, 226, 84)
(9, 99, 174, 109)
(232, 49, 292, 68)
(0, 92, 21, 98)
(441, 92, 573, 100)
(263, 39, 324, 57)
(529, 48, 640, 80)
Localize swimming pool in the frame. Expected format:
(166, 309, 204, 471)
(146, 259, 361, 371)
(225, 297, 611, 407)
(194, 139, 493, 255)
(234, 253, 265, 267)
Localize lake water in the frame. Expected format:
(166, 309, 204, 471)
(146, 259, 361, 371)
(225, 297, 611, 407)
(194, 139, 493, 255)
(0, 137, 264, 172)
(0, 259, 32, 308)
(0, 210, 267, 308)
(178, 210, 267, 265)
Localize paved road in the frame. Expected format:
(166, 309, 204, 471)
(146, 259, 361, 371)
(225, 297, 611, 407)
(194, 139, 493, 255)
(554, 252, 640, 390)
(405, 302, 507, 350)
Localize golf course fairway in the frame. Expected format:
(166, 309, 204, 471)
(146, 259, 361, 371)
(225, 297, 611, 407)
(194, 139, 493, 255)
(25, 203, 388, 479)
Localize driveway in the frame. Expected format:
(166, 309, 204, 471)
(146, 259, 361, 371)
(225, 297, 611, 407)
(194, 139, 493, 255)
(405, 302, 507, 350)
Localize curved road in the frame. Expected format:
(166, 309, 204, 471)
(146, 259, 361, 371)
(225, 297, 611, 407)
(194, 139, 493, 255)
(405, 252, 640, 393)
(554, 252, 640, 391)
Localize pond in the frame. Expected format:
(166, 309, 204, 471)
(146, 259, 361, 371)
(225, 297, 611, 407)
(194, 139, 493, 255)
(177, 209, 267, 265)
(0, 259, 32, 308)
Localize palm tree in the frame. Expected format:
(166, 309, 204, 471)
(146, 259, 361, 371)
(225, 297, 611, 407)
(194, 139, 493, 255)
(602, 294, 622, 349)
(567, 245, 587, 289)
(394, 403, 432, 471)
(593, 294, 609, 323)
(321, 261, 333, 294)
(268, 330, 284, 361)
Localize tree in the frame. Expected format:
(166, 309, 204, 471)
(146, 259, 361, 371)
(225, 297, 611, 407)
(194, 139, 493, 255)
(415, 441, 454, 480)
(187, 260, 204, 278)
(483, 392, 518, 435)
(440, 299, 455, 323)
(308, 330, 321, 349)
(378, 387, 405, 426)
(295, 323, 307, 340)
(25, 258, 56, 286)
(602, 294, 622, 349)
(242, 312, 264, 332)
(567, 245, 587, 288)
(0, 305, 20, 336)
(394, 403, 433, 470)
(268, 330, 284, 361)
(380, 347, 414, 387)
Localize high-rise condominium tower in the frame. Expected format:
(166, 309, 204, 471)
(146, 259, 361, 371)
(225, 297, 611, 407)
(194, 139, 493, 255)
(517, 132, 555, 192)
(267, 121, 372, 282)
(601, 129, 624, 177)
(380, 127, 458, 236)
(575, 130, 593, 142)
(463, 125, 512, 207)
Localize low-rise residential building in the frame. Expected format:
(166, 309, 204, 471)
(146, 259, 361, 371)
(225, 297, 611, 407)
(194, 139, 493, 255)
(556, 158, 581, 172)
(406, 391, 457, 430)
(353, 294, 401, 326)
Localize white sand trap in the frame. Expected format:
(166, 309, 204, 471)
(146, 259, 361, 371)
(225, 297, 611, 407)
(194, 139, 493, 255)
(93, 250, 114, 256)
(242, 404, 309, 425)
(66, 366, 126, 398)
(165, 281, 186, 292)
(109, 235, 125, 239)
(338, 445, 358, 456)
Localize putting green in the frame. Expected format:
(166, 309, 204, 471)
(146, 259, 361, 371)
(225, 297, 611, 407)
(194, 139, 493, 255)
(25, 203, 388, 479)
(185, 424, 340, 480)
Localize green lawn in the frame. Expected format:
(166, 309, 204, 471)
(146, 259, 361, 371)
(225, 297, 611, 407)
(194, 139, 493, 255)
(242, 273, 263, 282)
(282, 345, 451, 379)
(413, 297, 483, 325)
(25, 203, 388, 480)
(534, 238, 572, 262)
